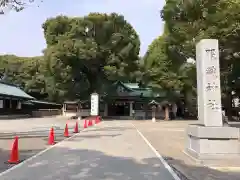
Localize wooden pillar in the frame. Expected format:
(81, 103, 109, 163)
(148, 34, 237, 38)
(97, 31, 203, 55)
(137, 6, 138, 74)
(9, 99, 12, 109)
(17, 101, 21, 109)
(0, 99, 3, 109)
(104, 103, 108, 116)
(62, 103, 66, 116)
(129, 101, 133, 116)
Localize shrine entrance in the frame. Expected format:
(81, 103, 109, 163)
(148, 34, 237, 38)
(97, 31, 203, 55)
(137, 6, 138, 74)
(108, 101, 130, 116)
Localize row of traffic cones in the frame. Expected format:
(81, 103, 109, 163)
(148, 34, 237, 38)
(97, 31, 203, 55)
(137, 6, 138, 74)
(48, 117, 100, 145)
(7, 116, 101, 164)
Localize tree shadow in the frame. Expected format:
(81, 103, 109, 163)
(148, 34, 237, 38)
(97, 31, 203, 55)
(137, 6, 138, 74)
(0, 148, 46, 174)
(0, 147, 177, 180)
(0, 146, 239, 180)
(0, 134, 72, 173)
(163, 156, 240, 180)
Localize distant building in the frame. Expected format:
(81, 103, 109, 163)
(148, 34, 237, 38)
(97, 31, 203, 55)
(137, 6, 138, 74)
(0, 82, 62, 117)
(0, 82, 35, 116)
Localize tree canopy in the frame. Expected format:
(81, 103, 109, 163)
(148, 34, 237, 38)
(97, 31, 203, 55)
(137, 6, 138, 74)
(143, 27, 196, 116)
(143, 34, 182, 92)
(163, 0, 240, 117)
(0, 13, 141, 102)
(142, 0, 240, 117)
(42, 13, 141, 101)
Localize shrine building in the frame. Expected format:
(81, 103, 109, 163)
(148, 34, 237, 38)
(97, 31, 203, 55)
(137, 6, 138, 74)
(63, 81, 172, 119)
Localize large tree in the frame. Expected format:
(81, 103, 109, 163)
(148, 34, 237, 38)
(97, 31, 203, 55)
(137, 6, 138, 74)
(161, 0, 240, 119)
(42, 13, 141, 102)
(143, 30, 196, 119)
(143, 31, 178, 120)
(144, 35, 182, 89)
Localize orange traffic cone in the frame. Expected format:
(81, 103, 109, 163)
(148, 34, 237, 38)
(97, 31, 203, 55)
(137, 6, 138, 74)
(88, 119, 93, 126)
(73, 121, 79, 133)
(48, 127, 55, 145)
(83, 119, 87, 128)
(64, 123, 69, 137)
(7, 136, 20, 164)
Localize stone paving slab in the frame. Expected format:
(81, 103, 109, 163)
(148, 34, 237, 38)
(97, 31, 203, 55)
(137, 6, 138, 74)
(0, 121, 178, 180)
(132, 120, 240, 180)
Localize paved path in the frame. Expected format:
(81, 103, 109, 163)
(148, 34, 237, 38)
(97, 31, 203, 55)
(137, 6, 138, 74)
(0, 116, 76, 133)
(0, 121, 179, 180)
(0, 117, 82, 174)
(132, 120, 240, 180)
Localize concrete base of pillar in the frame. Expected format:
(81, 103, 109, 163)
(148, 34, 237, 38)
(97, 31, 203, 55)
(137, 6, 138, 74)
(185, 124, 240, 160)
(152, 117, 156, 122)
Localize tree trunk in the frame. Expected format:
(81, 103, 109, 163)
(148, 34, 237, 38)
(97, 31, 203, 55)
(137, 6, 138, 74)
(164, 106, 169, 120)
(183, 89, 196, 118)
(223, 91, 233, 121)
(87, 73, 99, 94)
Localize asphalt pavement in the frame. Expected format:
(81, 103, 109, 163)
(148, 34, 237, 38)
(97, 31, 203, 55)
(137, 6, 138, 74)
(0, 121, 180, 180)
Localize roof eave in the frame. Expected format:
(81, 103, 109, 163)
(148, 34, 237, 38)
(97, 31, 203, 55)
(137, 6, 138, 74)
(0, 93, 35, 100)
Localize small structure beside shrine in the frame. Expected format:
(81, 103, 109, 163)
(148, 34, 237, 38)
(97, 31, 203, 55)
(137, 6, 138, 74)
(62, 100, 81, 117)
(148, 100, 160, 122)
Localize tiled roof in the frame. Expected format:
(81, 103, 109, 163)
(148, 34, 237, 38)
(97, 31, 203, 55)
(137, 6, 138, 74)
(0, 82, 35, 99)
(109, 81, 167, 98)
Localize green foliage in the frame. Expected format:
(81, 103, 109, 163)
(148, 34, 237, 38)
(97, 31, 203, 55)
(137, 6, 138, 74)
(0, 13, 141, 102)
(0, 55, 46, 98)
(143, 33, 197, 107)
(42, 13, 141, 101)
(159, 0, 240, 117)
(143, 35, 183, 92)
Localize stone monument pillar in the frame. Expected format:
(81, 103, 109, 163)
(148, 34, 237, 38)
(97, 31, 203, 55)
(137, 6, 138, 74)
(196, 39, 222, 126)
(185, 39, 240, 160)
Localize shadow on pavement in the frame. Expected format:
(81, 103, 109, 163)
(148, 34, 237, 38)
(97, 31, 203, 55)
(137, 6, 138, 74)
(0, 146, 238, 180)
(0, 147, 176, 180)
(132, 121, 240, 180)
(0, 134, 69, 173)
(163, 156, 240, 180)
(0, 148, 46, 174)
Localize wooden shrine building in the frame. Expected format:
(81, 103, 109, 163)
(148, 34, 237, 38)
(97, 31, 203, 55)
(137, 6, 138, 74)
(79, 81, 172, 119)
(0, 82, 35, 116)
